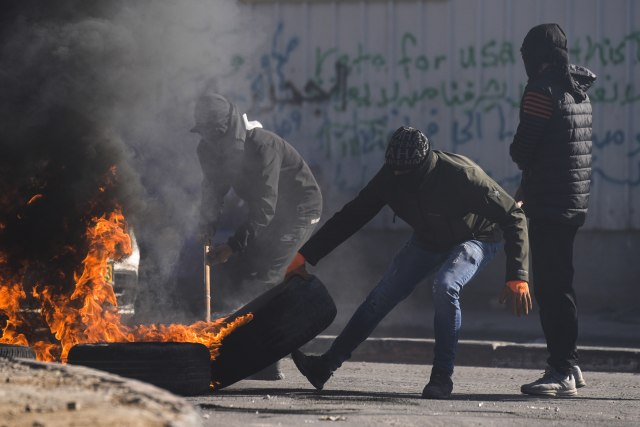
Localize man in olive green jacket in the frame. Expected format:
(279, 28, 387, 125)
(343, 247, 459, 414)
(289, 126, 532, 399)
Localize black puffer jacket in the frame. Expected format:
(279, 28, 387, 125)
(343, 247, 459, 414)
(510, 65, 596, 226)
(300, 151, 529, 283)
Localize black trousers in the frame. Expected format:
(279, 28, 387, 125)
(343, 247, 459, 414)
(212, 214, 318, 314)
(529, 219, 580, 375)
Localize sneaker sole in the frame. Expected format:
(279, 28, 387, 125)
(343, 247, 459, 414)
(291, 351, 324, 391)
(421, 392, 452, 400)
(521, 387, 578, 397)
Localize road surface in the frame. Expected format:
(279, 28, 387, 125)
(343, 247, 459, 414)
(190, 358, 640, 426)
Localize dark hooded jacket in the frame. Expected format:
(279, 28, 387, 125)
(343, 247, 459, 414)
(510, 23, 596, 226)
(299, 151, 530, 283)
(197, 100, 322, 253)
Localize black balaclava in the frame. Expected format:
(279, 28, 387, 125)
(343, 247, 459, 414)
(521, 23, 586, 102)
(385, 126, 433, 188)
(191, 93, 246, 178)
(191, 93, 245, 152)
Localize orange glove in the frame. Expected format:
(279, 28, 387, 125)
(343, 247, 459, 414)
(499, 280, 533, 316)
(286, 252, 306, 274)
(285, 252, 310, 280)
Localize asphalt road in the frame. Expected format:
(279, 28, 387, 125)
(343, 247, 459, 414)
(189, 358, 640, 427)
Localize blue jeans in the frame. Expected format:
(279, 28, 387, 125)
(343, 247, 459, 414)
(324, 234, 501, 376)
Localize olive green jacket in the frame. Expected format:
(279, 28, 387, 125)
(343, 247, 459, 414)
(301, 151, 529, 283)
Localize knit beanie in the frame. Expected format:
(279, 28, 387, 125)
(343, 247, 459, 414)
(385, 126, 430, 171)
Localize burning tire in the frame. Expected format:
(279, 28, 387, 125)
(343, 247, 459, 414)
(0, 344, 36, 359)
(67, 342, 211, 396)
(211, 274, 336, 389)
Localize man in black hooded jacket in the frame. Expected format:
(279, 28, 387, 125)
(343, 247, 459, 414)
(193, 93, 322, 296)
(191, 93, 322, 379)
(511, 23, 596, 397)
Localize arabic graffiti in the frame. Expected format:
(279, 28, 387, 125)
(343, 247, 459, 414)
(590, 73, 640, 105)
(590, 130, 640, 187)
(233, 24, 639, 193)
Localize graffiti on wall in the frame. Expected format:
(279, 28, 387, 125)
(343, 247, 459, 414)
(227, 22, 640, 224)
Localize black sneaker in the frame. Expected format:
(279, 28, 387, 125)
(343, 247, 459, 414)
(421, 369, 453, 399)
(291, 350, 333, 390)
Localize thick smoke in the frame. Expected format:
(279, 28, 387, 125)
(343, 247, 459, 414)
(0, 0, 264, 322)
(0, 5, 141, 298)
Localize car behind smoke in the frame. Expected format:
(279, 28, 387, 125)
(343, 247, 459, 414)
(107, 230, 140, 316)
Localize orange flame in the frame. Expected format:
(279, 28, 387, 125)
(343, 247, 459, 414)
(132, 315, 253, 361)
(0, 251, 29, 346)
(0, 280, 29, 347)
(1, 209, 251, 364)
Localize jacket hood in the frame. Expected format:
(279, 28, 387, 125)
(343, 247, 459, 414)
(521, 23, 590, 102)
(191, 93, 245, 150)
(569, 64, 597, 93)
(521, 23, 568, 80)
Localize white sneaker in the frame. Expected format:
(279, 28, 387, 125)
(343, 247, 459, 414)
(521, 368, 577, 397)
(572, 365, 586, 388)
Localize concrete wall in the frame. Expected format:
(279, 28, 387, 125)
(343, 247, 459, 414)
(228, 0, 640, 230)
(220, 0, 640, 333)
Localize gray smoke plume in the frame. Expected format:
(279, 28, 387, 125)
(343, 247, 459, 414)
(0, 0, 264, 323)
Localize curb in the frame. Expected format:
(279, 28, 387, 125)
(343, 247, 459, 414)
(301, 335, 640, 373)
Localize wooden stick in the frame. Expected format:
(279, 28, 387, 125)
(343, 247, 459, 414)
(204, 244, 211, 322)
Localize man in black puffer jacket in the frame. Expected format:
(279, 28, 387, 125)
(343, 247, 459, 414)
(511, 23, 596, 397)
(288, 126, 532, 399)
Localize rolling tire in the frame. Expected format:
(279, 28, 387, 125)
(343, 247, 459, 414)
(68, 342, 211, 396)
(0, 344, 37, 359)
(211, 274, 336, 389)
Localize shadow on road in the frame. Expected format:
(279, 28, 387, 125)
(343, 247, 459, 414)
(212, 387, 422, 403)
(208, 388, 640, 404)
(197, 402, 355, 415)
(453, 393, 640, 402)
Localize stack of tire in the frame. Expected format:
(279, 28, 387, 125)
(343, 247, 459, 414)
(68, 274, 336, 395)
(0, 344, 36, 360)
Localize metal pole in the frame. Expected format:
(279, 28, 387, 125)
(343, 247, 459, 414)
(204, 244, 211, 322)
